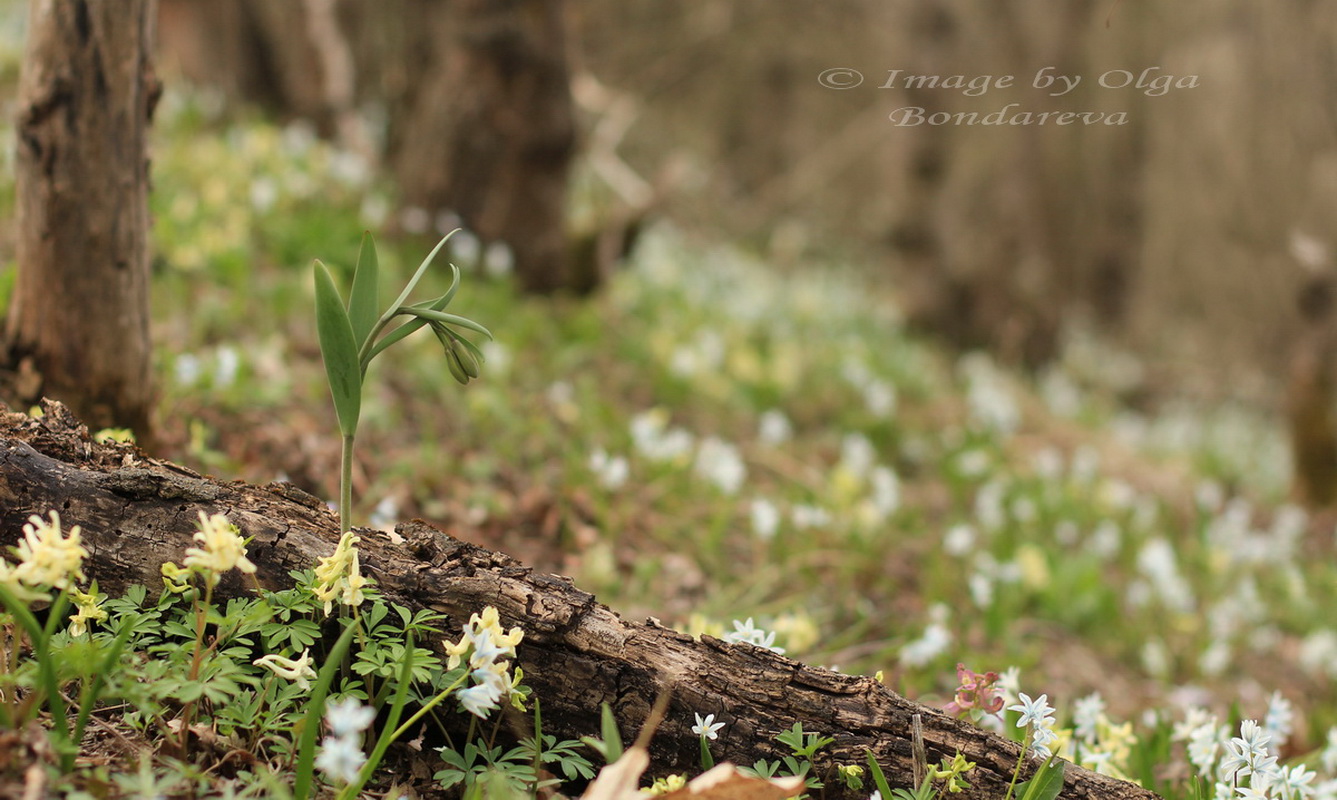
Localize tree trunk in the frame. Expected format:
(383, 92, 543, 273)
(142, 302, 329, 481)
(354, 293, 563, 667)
(394, 0, 577, 294)
(4, 0, 159, 440)
(158, 0, 581, 295)
(0, 400, 1157, 800)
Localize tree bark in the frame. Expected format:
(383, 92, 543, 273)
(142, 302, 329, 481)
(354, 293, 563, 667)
(4, 0, 159, 440)
(0, 401, 1157, 800)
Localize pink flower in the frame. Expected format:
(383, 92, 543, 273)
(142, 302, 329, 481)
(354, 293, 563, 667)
(944, 663, 1005, 720)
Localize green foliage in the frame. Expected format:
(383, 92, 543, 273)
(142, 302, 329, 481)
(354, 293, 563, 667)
(1013, 759, 1065, 800)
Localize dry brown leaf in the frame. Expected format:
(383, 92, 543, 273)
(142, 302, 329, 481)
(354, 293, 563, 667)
(581, 746, 651, 800)
(662, 763, 806, 800)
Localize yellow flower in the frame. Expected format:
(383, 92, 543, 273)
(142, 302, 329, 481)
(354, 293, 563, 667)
(13, 511, 88, 590)
(68, 584, 108, 637)
(160, 562, 193, 594)
(254, 649, 317, 691)
(312, 532, 370, 616)
(183, 512, 255, 586)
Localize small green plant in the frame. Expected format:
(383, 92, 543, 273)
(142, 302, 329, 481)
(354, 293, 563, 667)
(312, 231, 491, 535)
(739, 721, 835, 791)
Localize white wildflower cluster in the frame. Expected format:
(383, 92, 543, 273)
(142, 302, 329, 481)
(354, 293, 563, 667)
(628, 408, 748, 495)
(959, 353, 1020, 435)
(589, 448, 630, 490)
(1171, 698, 1328, 800)
(315, 697, 376, 784)
(899, 605, 952, 668)
(1067, 693, 1138, 780)
(695, 437, 746, 495)
(829, 432, 901, 530)
(443, 606, 524, 718)
(841, 356, 898, 418)
(630, 409, 694, 464)
(723, 617, 785, 654)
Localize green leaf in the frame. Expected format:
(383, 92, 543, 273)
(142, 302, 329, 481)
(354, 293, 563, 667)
(399, 307, 494, 340)
(1017, 758, 1065, 800)
(600, 703, 623, 763)
(866, 751, 894, 800)
(386, 231, 456, 314)
(348, 233, 380, 349)
(314, 260, 362, 438)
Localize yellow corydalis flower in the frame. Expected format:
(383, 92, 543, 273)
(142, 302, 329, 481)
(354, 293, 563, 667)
(183, 512, 256, 587)
(445, 605, 524, 670)
(68, 583, 108, 637)
(312, 531, 369, 615)
(11, 511, 89, 591)
(254, 648, 317, 691)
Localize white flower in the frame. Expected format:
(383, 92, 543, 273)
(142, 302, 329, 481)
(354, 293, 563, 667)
(791, 504, 831, 529)
(1322, 727, 1337, 774)
(589, 449, 630, 490)
(316, 734, 367, 783)
(457, 682, 502, 718)
(943, 524, 975, 557)
(1073, 693, 1106, 742)
(692, 713, 725, 740)
(758, 409, 793, 445)
(1031, 723, 1059, 759)
(1276, 764, 1317, 800)
(899, 622, 951, 668)
(695, 437, 746, 494)
(1187, 723, 1225, 778)
(750, 499, 781, 541)
(1265, 692, 1294, 752)
(1008, 693, 1056, 731)
(870, 466, 900, 518)
(840, 433, 877, 478)
(723, 618, 785, 654)
(325, 697, 376, 737)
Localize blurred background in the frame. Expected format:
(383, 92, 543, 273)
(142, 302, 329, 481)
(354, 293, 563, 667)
(147, 0, 1337, 407)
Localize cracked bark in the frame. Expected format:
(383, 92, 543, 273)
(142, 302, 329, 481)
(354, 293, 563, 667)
(0, 401, 1158, 800)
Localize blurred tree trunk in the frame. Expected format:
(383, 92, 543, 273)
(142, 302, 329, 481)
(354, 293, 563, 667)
(4, 0, 160, 440)
(158, 0, 579, 294)
(157, 1, 327, 129)
(394, 0, 576, 294)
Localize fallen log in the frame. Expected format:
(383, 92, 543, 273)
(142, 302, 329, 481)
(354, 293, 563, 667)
(0, 401, 1158, 800)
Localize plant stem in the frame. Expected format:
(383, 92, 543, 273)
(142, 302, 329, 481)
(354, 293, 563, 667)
(340, 434, 355, 534)
(1004, 737, 1031, 800)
